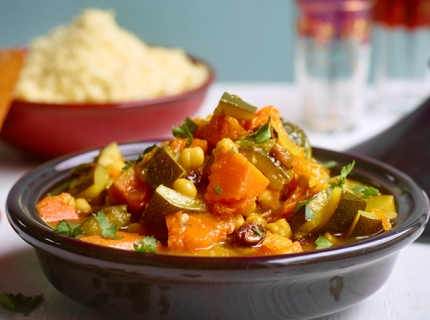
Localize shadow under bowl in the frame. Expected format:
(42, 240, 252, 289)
(5, 142, 430, 320)
(0, 56, 214, 159)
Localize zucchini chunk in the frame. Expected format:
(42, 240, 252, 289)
(141, 185, 208, 238)
(283, 121, 312, 160)
(348, 210, 397, 237)
(78, 205, 131, 236)
(238, 146, 293, 191)
(143, 146, 186, 190)
(347, 195, 398, 237)
(323, 190, 367, 233)
(68, 163, 110, 201)
(214, 92, 257, 120)
(294, 188, 342, 238)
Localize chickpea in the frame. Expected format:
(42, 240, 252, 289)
(178, 147, 205, 170)
(173, 178, 197, 198)
(234, 214, 245, 230)
(266, 219, 292, 239)
(242, 201, 257, 217)
(257, 189, 280, 210)
(246, 213, 266, 226)
(75, 198, 92, 214)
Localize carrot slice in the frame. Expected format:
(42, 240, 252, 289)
(36, 193, 79, 222)
(244, 105, 282, 131)
(80, 231, 144, 250)
(204, 139, 270, 216)
(201, 115, 249, 147)
(257, 231, 303, 255)
(166, 212, 234, 251)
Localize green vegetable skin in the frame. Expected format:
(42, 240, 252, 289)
(141, 146, 186, 190)
(323, 190, 367, 233)
(68, 163, 110, 200)
(141, 185, 208, 238)
(348, 195, 398, 237)
(214, 92, 257, 120)
(0, 292, 43, 315)
(238, 147, 293, 191)
(78, 205, 130, 236)
(283, 121, 312, 160)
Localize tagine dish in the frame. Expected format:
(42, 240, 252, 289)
(34, 92, 397, 257)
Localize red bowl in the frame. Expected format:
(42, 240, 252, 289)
(0, 56, 215, 158)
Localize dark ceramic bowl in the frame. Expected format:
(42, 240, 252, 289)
(6, 142, 429, 320)
(0, 55, 214, 158)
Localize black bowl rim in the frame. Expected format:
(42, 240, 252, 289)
(11, 53, 215, 109)
(5, 142, 430, 270)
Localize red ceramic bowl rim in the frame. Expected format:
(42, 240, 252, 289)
(12, 54, 215, 110)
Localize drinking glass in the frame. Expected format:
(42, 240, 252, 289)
(296, 0, 373, 132)
(372, 0, 430, 113)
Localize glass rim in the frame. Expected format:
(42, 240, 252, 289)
(296, 0, 374, 12)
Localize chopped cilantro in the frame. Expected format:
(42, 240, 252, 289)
(315, 235, 333, 250)
(354, 186, 380, 199)
(319, 160, 337, 169)
(143, 144, 156, 155)
(172, 117, 198, 142)
(295, 191, 317, 220)
(248, 116, 271, 143)
(253, 226, 265, 237)
(54, 220, 83, 237)
(0, 292, 43, 316)
(94, 211, 123, 239)
(214, 186, 223, 196)
(122, 160, 135, 172)
(180, 221, 193, 227)
(133, 236, 157, 253)
(122, 150, 148, 172)
(328, 160, 355, 194)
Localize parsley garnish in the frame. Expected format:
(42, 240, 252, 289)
(253, 226, 265, 237)
(214, 186, 223, 196)
(354, 186, 380, 199)
(319, 160, 337, 169)
(295, 191, 318, 220)
(315, 235, 333, 250)
(54, 220, 83, 237)
(122, 150, 148, 172)
(143, 144, 156, 155)
(172, 117, 198, 142)
(133, 236, 157, 253)
(94, 211, 123, 239)
(328, 160, 355, 194)
(248, 116, 271, 143)
(122, 160, 135, 172)
(0, 292, 43, 316)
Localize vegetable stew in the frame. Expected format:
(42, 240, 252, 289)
(36, 93, 398, 256)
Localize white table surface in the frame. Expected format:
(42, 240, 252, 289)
(0, 83, 429, 319)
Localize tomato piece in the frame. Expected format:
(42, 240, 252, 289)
(108, 163, 153, 216)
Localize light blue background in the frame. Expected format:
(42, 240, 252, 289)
(0, 0, 297, 82)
